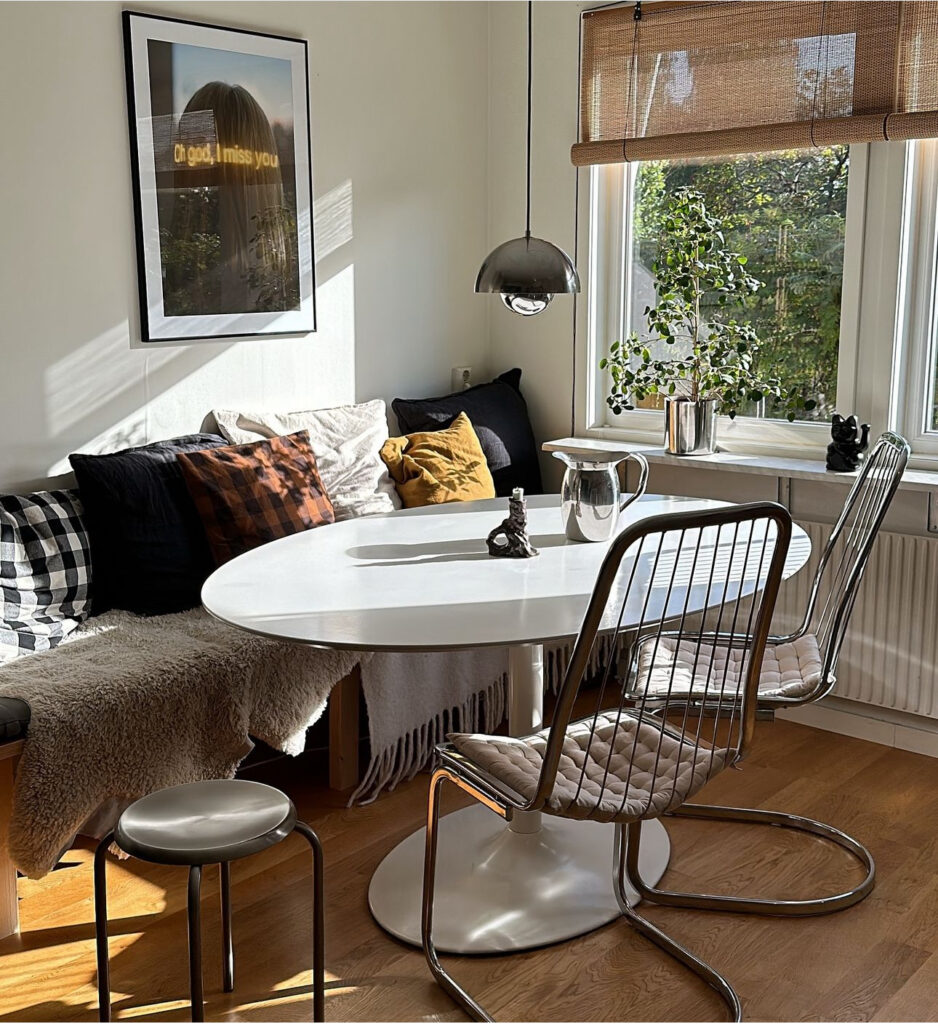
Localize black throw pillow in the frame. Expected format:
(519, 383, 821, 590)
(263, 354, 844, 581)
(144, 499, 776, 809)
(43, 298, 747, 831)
(69, 434, 228, 615)
(392, 368, 542, 497)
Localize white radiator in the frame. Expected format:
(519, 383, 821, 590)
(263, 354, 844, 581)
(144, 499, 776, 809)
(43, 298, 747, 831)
(777, 521, 938, 718)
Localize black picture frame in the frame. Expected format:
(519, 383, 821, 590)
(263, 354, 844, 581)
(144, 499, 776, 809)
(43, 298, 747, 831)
(122, 11, 316, 342)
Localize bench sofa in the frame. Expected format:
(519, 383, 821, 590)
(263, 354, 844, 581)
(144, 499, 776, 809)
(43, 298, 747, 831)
(0, 373, 545, 937)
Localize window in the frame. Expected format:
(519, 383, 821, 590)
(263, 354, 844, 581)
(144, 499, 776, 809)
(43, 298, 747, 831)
(898, 139, 938, 459)
(626, 149, 849, 422)
(577, 1, 938, 465)
(585, 143, 886, 454)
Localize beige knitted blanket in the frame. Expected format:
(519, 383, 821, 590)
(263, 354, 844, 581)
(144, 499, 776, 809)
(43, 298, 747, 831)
(0, 609, 360, 878)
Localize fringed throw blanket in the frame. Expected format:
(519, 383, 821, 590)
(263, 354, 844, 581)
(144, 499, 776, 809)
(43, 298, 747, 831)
(0, 609, 361, 878)
(351, 632, 624, 803)
(353, 649, 508, 802)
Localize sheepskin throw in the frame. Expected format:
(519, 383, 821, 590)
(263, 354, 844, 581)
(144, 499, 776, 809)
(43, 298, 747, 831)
(0, 608, 360, 877)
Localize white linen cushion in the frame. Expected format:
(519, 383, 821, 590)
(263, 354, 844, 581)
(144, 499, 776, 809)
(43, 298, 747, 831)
(212, 400, 401, 520)
(636, 633, 824, 701)
(449, 711, 727, 823)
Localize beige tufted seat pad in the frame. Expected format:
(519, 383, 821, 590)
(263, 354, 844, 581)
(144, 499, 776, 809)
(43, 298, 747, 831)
(448, 712, 728, 823)
(636, 633, 824, 701)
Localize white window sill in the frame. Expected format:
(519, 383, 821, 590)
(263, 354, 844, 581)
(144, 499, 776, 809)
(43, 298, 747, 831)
(543, 436, 938, 497)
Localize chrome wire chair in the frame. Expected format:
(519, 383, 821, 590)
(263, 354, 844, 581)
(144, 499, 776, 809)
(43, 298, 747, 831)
(422, 502, 794, 1022)
(629, 430, 910, 917)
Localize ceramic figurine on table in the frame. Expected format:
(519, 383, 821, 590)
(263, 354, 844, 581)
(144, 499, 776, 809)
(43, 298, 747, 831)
(487, 488, 538, 558)
(826, 413, 870, 472)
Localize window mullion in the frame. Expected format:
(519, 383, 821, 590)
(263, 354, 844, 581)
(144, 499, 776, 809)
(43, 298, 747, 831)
(834, 143, 868, 424)
(851, 142, 908, 436)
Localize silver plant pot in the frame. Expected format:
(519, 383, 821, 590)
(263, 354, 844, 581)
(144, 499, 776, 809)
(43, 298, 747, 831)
(664, 398, 718, 456)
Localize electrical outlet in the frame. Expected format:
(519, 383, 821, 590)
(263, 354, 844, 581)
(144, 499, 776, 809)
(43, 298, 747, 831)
(451, 366, 472, 391)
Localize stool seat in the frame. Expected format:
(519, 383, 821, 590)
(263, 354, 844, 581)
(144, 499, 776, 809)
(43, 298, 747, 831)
(115, 779, 297, 865)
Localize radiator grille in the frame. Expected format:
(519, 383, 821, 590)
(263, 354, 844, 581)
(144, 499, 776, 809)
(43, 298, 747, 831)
(776, 522, 938, 717)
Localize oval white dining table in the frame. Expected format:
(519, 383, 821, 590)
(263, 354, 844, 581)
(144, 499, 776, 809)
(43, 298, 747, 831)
(203, 493, 810, 955)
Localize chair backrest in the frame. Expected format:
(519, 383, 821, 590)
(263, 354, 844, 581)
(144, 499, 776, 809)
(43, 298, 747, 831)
(531, 502, 792, 821)
(792, 431, 910, 689)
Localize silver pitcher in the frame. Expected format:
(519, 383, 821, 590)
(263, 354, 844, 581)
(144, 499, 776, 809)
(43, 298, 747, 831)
(552, 451, 649, 542)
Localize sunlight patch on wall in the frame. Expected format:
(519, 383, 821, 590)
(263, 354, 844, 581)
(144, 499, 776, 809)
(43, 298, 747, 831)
(46, 409, 149, 476)
(145, 263, 359, 439)
(43, 263, 356, 479)
(314, 179, 353, 262)
(43, 323, 181, 435)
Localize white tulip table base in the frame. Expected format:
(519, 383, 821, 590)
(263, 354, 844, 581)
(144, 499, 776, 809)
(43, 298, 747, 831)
(368, 804, 670, 954)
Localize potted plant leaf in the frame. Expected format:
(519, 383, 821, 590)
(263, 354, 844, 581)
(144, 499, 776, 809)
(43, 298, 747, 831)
(600, 187, 816, 454)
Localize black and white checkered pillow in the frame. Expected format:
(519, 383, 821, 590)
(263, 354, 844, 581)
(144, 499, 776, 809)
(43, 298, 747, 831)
(0, 490, 92, 661)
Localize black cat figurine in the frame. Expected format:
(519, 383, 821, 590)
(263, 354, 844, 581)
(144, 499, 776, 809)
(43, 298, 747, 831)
(826, 413, 870, 472)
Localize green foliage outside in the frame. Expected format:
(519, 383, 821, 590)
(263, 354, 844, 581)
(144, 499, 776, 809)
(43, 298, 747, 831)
(601, 188, 819, 421)
(623, 147, 849, 421)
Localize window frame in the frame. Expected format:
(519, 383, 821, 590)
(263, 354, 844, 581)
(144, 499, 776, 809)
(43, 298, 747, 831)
(896, 139, 938, 464)
(578, 142, 910, 461)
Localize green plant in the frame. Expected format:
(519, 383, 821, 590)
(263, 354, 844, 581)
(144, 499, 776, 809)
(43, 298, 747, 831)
(600, 187, 817, 421)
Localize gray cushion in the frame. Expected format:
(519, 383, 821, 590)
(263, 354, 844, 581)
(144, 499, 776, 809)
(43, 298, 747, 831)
(450, 711, 728, 823)
(0, 696, 29, 742)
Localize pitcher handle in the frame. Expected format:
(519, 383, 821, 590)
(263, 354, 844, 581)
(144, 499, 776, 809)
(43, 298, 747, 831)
(619, 452, 649, 513)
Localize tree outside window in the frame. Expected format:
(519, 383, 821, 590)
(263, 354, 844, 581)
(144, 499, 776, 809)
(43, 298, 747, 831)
(627, 146, 849, 422)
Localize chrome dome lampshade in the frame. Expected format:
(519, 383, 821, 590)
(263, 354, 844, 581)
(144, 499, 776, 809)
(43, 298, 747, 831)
(476, 0, 579, 316)
(475, 235, 579, 317)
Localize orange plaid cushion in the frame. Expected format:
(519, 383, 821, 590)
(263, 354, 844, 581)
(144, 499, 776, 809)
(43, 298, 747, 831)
(177, 431, 335, 565)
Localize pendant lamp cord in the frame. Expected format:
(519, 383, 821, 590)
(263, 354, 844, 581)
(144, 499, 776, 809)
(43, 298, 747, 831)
(525, 0, 533, 239)
(809, 1, 828, 147)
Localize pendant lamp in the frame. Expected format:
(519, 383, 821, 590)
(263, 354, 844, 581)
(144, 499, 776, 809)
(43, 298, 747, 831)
(475, 0, 579, 316)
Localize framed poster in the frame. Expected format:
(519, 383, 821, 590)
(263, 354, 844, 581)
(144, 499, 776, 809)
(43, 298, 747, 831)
(122, 12, 316, 342)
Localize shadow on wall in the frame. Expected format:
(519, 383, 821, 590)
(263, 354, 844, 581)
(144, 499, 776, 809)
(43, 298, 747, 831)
(26, 181, 356, 493)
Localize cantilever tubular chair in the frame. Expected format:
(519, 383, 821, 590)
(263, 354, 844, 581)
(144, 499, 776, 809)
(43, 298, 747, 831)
(422, 501, 794, 1022)
(629, 430, 910, 917)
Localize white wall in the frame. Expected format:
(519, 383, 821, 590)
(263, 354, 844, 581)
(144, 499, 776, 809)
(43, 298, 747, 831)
(0, 1, 490, 491)
(486, 0, 584, 490)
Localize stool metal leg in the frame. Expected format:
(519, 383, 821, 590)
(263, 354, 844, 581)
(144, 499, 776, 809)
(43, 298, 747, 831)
(93, 832, 115, 1023)
(220, 862, 234, 992)
(293, 821, 325, 1022)
(188, 865, 204, 1022)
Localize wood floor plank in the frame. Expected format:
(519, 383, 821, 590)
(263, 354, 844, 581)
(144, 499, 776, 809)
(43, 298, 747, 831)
(2, 720, 938, 1021)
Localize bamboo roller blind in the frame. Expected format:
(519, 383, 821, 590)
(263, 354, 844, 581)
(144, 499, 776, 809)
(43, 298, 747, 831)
(573, 0, 938, 165)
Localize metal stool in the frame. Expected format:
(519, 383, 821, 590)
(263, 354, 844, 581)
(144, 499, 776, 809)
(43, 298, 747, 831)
(93, 779, 325, 1022)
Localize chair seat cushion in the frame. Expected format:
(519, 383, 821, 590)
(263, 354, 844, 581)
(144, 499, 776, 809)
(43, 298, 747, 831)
(637, 633, 824, 701)
(115, 779, 296, 865)
(449, 712, 728, 823)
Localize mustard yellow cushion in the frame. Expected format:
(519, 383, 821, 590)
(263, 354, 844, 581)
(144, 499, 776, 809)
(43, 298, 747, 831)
(380, 412, 496, 507)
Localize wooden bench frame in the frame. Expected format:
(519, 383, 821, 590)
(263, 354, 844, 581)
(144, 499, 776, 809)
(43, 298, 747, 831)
(328, 666, 362, 792)
(0, 739, 22, 939)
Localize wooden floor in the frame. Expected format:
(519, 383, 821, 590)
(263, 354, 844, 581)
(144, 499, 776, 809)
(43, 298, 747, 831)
(2, 719, 938, 1022)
